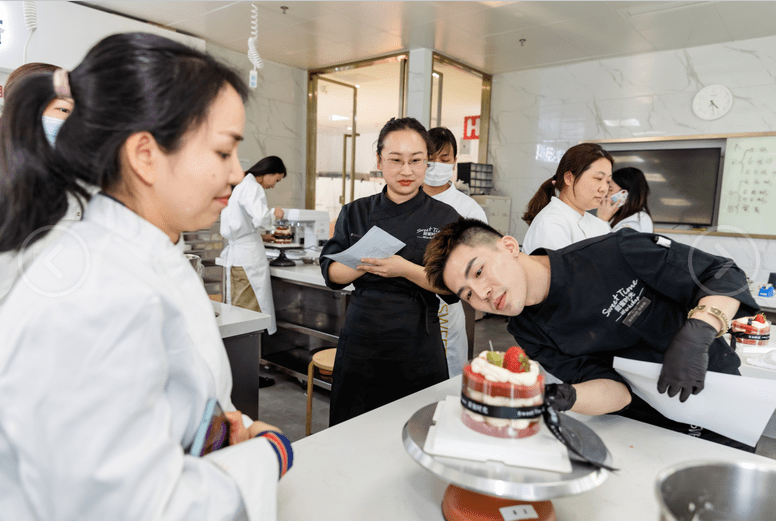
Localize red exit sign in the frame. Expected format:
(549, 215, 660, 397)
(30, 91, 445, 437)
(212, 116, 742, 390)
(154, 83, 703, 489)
(463, 115, 480, 140)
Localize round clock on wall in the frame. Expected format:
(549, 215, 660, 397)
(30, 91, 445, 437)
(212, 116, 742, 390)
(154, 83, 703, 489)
(692, 85, 733, 120)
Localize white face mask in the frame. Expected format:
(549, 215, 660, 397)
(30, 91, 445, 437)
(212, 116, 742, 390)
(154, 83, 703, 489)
(42, 116, 65, 146)
(424, 161, 454, 187)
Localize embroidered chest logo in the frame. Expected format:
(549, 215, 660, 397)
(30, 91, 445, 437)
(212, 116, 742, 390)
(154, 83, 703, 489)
(602, 279, 645, 322)
(416, 226, 440, 240)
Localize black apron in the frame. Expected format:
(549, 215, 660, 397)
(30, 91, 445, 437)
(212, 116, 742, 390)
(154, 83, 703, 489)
(321, 188, 460, 426)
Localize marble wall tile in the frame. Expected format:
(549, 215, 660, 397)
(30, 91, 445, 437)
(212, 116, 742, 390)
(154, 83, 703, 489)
(489, 33, 776, 270)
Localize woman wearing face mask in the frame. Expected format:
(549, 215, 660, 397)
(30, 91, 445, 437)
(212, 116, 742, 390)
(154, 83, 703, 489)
(608, 166, 654, 233)
(219, 155, 287, 336)
(0, 33, 292, 520)
(521, 143, 617, 254)
(0, 63, 87, 307)
(319, 117, 461, 426)
(422, 127, 487, 377)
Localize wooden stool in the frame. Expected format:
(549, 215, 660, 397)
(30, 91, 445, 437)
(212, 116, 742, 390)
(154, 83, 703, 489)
(306, 348, 336, 436)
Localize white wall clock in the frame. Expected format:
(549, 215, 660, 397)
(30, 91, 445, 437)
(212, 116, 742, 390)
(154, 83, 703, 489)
(692, 85, 733, 120)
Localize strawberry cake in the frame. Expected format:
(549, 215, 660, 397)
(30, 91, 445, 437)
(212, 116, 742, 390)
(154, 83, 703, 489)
(731, 313, 771, 347)
(461, 346, 545, 439)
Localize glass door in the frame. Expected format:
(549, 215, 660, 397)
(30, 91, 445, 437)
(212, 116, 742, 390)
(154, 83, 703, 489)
(307, 54, 408, 236)
(315, 77, 357, 226)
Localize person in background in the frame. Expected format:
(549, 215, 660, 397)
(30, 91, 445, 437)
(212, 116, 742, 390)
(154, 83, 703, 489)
(320, 117, 461, 426)
(219, 156, 286, 388)
(0, 33, 292, 520)
(219, 156, 286, 336)
(521, 143, 618, 254)
(0, 63, 84, 307)
(608, 166, 654, 233)
(424, 218, 758, 451)
(423, 126, 487, 377)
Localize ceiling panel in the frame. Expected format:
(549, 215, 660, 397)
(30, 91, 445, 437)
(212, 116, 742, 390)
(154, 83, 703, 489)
(81, 1, 776, 75)
(713, 1, 776, 42)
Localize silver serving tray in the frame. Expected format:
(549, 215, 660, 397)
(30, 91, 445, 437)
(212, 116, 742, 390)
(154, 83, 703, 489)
(402, 402, 611, 501)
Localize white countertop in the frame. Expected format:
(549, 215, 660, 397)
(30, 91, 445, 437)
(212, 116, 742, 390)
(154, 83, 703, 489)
(211, 301, 270, 339)
(278, 375, 775, 521)
(754, 294, 776, 312)
(269, 261, 354, 292)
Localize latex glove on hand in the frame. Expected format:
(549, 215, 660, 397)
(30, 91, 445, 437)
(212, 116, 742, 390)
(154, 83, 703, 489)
(545, 383, 577, 412)
(657, 319, 717, 402)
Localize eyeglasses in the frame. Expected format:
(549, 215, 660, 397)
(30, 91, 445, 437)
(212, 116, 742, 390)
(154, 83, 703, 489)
(380, 156, 427, 171)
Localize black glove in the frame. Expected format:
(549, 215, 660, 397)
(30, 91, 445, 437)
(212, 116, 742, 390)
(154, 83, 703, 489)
(657, 318, 717, 402)
(545, 383, 577, 412)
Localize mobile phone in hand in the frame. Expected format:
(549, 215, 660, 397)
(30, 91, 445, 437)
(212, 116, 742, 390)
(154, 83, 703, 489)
(611, 190, 628, 208)
(189, 398, 231, 457)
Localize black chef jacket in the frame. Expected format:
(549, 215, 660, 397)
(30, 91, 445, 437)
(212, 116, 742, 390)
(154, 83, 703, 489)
(320, 186, 461, 426)
(508, 229, 759, 448)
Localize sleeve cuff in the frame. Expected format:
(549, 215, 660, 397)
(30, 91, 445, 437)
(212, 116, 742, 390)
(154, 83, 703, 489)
(256, 431, 293, 479)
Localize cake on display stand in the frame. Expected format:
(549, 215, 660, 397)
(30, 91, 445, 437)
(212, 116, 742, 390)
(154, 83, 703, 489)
(402, 402, 612, 521)
(265, 243, 304, 267)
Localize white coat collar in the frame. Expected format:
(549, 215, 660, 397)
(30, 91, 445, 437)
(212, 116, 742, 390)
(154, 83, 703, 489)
(548, 196, 586, 223)
(86, 193, 186, 255)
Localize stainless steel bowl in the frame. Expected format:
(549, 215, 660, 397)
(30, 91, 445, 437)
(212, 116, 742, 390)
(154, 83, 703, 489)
(655, 460, 776, 521)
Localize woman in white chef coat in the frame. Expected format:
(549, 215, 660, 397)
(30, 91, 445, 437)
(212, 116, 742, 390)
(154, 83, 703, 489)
(422, 127, 487, 377)
(521, 143, 618, 254)
(219, 156, 286, 335)
(608, 166, 654, 233)
(0, 62, 83, 307)
(0, 33, 292, 521)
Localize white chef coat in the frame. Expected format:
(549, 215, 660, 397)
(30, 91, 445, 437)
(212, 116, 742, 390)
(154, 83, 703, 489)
(612, 211, 654, 233)
(0, 188, 92, 308)
(0, 194, 280, 521)
(431, 183, 488, 377)
(219, 174, 277, 334)
(522, 196, 611, 254)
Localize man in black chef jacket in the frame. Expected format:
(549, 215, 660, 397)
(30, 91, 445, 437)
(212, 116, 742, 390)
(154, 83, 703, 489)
(424, 218, 759, 450)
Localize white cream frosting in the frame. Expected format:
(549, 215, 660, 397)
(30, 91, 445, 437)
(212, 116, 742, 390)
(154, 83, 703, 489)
(732, 318, 770, 330)
(471, 350, 540, 385)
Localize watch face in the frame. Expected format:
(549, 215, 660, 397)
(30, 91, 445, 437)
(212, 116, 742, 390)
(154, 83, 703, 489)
(692, 85, 732, 120)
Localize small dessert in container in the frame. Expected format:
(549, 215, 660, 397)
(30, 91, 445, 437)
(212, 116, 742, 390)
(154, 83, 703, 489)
(461, 347, 545, 439)
(731, 313, 771, 347)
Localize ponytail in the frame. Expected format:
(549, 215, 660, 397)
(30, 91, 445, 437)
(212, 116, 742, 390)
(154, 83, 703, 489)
(0, 32, 248, 253)
(0, 71, 85, 252)
(522, 143, 614, 226)
(522, 177, 557, 225)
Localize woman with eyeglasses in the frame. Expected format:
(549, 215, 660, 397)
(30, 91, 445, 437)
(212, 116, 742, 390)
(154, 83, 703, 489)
(319, 117, 461, 425)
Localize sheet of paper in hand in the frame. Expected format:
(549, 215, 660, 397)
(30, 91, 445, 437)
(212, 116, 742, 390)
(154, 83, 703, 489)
(323, 226, 406, 270)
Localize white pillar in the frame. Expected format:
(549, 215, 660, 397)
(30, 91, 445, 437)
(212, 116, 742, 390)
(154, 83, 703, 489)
(406, 48, 433, 128)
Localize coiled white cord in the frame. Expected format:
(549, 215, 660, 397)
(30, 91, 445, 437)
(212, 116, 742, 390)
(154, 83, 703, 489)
(23, 1, 37, 64)
(247, 3, 263, 70)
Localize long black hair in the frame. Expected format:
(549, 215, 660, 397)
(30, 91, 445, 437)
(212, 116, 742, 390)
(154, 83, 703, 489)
(610, 167, 651, 228)
(0, 32, 248, 252)
(247, 156, 287, 178)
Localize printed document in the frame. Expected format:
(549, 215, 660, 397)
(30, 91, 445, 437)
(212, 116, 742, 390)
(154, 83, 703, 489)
(323, 226, 405, 271)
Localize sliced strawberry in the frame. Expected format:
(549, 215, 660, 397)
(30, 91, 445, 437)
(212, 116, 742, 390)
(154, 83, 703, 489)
(754, 313, 767, 324)
(503, 346, 531, 373)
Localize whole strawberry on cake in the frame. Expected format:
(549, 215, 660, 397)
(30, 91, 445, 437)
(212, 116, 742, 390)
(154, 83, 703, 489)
(461, 346, 545, 439)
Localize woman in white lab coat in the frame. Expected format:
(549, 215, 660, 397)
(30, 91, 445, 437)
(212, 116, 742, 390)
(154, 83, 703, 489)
(219, 156, 286, 335)
(422, 127, 488, 377)
(0, 33, 292, 521)
(608, 166, 654, 233)
(0, 62, 84, 307)
(521, 143, 618, 254)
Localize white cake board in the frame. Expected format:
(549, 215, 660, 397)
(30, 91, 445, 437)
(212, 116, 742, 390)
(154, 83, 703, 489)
(423, 396, 572, 474)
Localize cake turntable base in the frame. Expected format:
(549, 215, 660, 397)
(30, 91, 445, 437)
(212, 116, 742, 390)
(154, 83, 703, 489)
(402, 402, 612, 521)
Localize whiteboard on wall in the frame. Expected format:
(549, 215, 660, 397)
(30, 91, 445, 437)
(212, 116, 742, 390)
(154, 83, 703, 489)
(718, 136, 776, 236)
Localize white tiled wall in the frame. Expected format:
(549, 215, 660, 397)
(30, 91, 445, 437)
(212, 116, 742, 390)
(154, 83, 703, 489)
(206, 43, 307, 212)
(489, 33, 776, 284)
